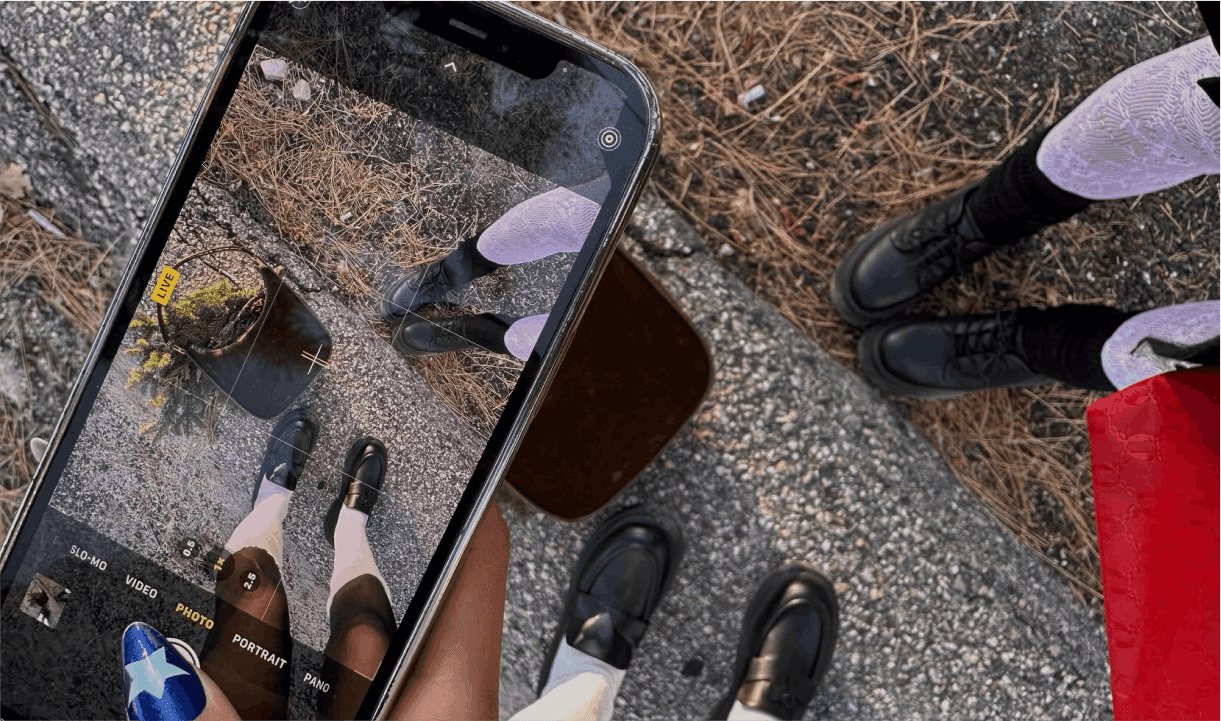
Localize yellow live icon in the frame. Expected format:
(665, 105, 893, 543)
(151, 267, 179, 306)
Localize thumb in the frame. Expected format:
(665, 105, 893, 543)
(120, 622, 240, 721)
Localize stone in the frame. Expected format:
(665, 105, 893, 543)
(260, 57, 287, 82)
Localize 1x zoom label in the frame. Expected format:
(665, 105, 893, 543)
(150, 267, 179, 305)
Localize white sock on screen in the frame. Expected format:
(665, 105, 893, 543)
(328, 504, 390, 609)
(224, 484, 290, 567)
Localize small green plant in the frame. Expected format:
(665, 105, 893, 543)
(123, 278, 263, 439)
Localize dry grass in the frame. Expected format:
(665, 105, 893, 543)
(0, 194, 115, 536)
(0, 396, 33, 538)
(1, 195, 114, 335)
(205, 47, 524, 436)
(524, 0, 1155, 609)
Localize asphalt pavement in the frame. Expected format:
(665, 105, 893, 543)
(1, 3, 1111, 719)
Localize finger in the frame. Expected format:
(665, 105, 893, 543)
(120, 621, 240, 721)
(389, 501, 511, 721)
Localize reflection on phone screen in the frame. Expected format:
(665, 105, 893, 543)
(0, 3, 636, 718)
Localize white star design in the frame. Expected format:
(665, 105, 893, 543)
(124, 646, 190, 706)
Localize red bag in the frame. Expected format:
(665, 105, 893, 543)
(1087, 369, 1219, 721)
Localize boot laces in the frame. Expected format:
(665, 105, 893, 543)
(892, 194, 981, 288)
(952, 310, 1021, 376)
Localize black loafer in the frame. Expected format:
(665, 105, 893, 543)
(831, 185, 1002, 327)
(252, 408, 317, 507)
(712, 565, 839, 721)
(324, 437, 387, 547)
(859, 310, 1051, 398)
(537, 506, 685, 692)
(380, 235, 502, 321)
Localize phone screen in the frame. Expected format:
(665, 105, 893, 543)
(0, 3, 651, 718)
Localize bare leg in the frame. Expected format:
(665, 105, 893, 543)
(389, 503, 510, 721)
(201, 543, 292, 719)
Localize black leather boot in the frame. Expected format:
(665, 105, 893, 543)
(252, 408, 317, 507)
(833, 129, 1094, 328)
(392, 313, 514, 357)
(324, 437, 387, 547)
(537, 506, 685, 693)
(381, 235, 503, 321)
(712, 565, 839, 721)
(858, 310, 1052, 398)
(832, 185, 1000, 327)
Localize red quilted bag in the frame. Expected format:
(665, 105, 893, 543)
(1087, 369, 1219, 720)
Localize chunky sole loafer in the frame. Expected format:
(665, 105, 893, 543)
(324, 437, 388, 547)
(251, 408, 317, 507)
(537, 506, 685, 692)
(712, 565, 839, 721)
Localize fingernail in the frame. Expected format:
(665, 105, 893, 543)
(121, 622, 207, 721)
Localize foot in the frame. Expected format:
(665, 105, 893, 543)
(392, 314, 511, 357)
(713, 565, 839, 721)
(324, 437, 388, 547)
(538, 506, 685, 692)
(252, 408, 317, 507)
(832, 185, 1003, 327)
(380, 235, 502, 321)
(858, 310, 1051, 399)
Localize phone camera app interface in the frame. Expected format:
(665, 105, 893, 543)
(1, 3, 633, 719)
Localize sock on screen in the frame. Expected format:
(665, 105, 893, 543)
(328, 504, 389, 609)
(224, 490, 290, 566)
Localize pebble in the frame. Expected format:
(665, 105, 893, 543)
(738, 84, 766, 107)
(291, 79, 311, 101)
(260, 57, 287, 82)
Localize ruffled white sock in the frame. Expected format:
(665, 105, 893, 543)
(224, 472, 291, 567)
(509, 639, 626, 721)
(328, 504, 389, 610)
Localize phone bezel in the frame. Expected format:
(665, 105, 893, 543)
(0, 2, 660, 719)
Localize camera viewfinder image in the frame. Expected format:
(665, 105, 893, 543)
(19, 574, 72, 629)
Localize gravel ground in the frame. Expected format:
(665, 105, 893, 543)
(495, 193, 1110, 720)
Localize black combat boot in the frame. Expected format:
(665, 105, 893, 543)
(832, 129, 1094, 327)
(392, 313, 515, 357)
(381, 234, 503, 321)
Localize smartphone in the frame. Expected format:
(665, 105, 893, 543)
(0, 2, 658, 718)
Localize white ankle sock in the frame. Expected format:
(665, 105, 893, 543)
(727, 699, 784, 721)
(509, 640, 626, 721)
(224, 475, 291, 567)
(328, 504, 389, 609)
